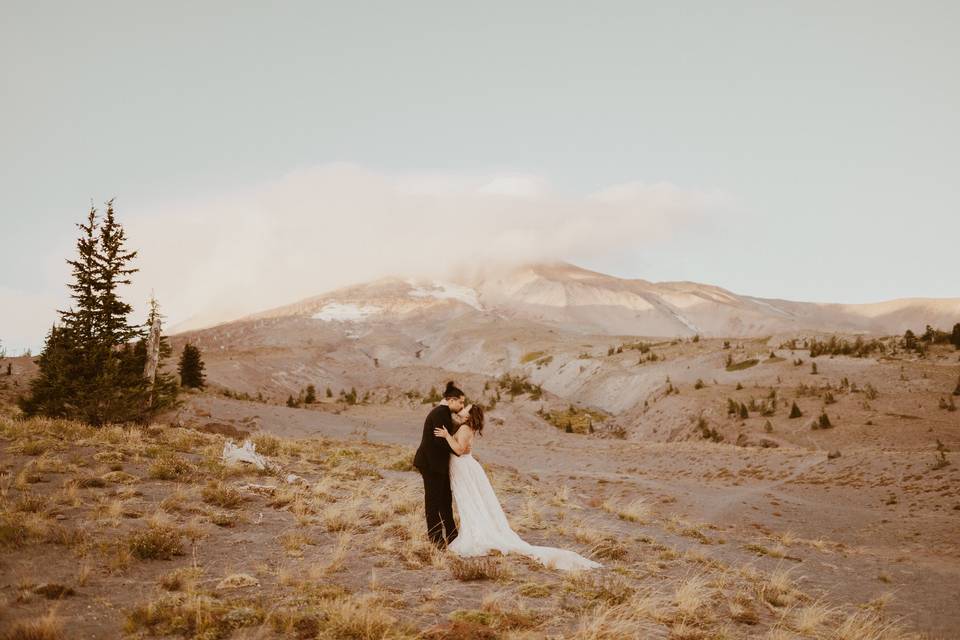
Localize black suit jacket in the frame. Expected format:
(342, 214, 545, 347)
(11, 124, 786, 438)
(413, 404, 461, 475)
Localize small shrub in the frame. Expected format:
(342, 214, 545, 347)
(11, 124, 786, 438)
(789, 402, 802, 419)
(252, 434, 280, 456)
(201, 481, 245, 508)
(128, 526, 184, 560)
(816, 411, 832, 429)
(149, 455, 194, 481)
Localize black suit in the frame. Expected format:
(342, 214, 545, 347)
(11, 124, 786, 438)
(413, 404, 461, 547)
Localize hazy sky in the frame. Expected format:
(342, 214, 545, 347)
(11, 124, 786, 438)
(2, 1, 958, 353)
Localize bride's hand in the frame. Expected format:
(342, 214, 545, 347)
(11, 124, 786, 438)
(433, 427, 450, 438)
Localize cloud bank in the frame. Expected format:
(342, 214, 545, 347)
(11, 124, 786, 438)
(4, 164, 727, 348)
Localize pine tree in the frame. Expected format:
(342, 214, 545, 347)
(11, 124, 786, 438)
(304, 385, 317, 404)
(326, 387, 333, 398)
(818, 410, 832, 428)
(789, 401, 802, 419)
(95, 199, 141, 346)
(21, 201, 149, 425)
(952, 323, 960, 350)
(178, 343, 206, 389)
(59, 204, 100, 346)
(18, 325, 79, 418)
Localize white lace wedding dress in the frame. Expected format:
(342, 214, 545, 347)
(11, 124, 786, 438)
(448, 452, 602, 571)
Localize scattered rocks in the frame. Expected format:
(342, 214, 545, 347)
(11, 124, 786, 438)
(285, 473, 307, 485)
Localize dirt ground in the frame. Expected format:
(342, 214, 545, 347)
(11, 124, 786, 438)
(1, 336, 958, 639)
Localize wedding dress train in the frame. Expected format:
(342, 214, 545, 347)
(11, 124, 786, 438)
(448, 453, 602, 571)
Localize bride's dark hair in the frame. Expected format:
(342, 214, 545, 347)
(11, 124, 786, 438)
(465, 404, 485, 436)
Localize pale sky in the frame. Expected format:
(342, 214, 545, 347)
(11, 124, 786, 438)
(2, 1, 958, 353)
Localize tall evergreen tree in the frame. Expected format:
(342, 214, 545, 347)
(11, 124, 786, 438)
(178, 343, 206, 389)
(952, 323, 960, 350)
(20, 200, 151, 425)
(59, 204, 100, 345)
(96, 199, 141, 345)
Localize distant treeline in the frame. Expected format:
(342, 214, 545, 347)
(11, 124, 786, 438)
(778, 323, 960, 358)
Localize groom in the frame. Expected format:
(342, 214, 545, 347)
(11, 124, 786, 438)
(413, 381, 465, 549)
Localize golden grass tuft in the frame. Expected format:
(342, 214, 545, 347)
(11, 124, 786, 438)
(0, 609, 65, 640)
(602, 497, 651, 523)
(448, 555, 512, 581)
(148, 455, 195, 481)
(200, 480, 245, 508)
(127, 525, 184, 560)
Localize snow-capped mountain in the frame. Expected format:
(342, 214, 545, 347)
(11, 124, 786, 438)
(234, 262, 959, 338)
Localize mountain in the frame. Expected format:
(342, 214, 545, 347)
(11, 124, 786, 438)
(164, 260, 959, 431)
(234, 261, 960, 338)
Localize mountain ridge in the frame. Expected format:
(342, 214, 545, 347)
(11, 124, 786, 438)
(170, 261, 959, 338)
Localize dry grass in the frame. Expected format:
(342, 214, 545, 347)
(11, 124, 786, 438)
(0, 609, 65, 640)
(448, 555, 512, 581)
(147, 454, 194, 481)
(127, 525, 184, 560)
(200, 480, 245, 508)
(0, 408, 944, 639)
(602, 497, 651, 523)
(834, 611, 917, 640)
(674, 574, 709, 616)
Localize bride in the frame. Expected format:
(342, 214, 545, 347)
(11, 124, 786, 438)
(434, 404, 602, 572)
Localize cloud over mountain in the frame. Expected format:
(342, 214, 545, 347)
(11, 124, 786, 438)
(122, 163, 727, 331)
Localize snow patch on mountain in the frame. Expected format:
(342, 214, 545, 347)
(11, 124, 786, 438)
(408, 281, 483, 310)
(312, 303, 382, 322)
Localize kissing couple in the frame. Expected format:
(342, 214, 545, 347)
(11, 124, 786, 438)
(413, 381, 601, 571)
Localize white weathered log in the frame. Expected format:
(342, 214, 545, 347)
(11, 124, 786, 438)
(222, 440, 268, 469)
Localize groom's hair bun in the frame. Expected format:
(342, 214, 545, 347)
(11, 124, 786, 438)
(443, 381, 465, 398)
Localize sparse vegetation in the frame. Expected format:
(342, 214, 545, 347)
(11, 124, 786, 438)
(812, 410, 833, 429)
(497, 373, 540, 399)
(537, 404, 605, 434)
(128, 525, 184, 560)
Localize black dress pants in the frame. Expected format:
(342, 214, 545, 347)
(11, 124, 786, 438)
(420, 468, 457, 547)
